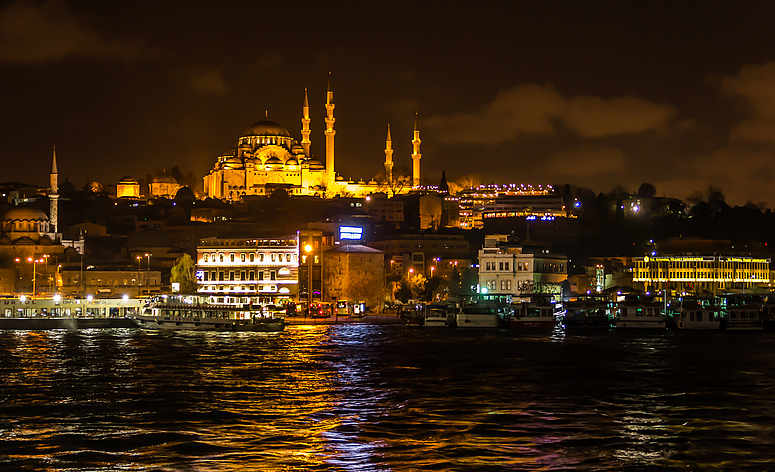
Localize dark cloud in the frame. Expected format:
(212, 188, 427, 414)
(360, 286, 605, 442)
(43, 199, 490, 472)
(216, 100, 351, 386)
(424, 84, 678, 145)
(721, 62, 775, 145)
(543, 147, 626, 177)
(190, 70, 228, 95)
(0, 0, 145, 64)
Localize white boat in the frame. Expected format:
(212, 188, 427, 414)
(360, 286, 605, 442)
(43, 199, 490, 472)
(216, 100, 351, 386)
(720, 294, 764, 331)
(456, 303, 507, 328)
(0, 296, 143, 330)
(133, 296, 285, 332)
(423, 304, 457, 327)
(667, 297, 724, 330)
(615, 295, 666, 329)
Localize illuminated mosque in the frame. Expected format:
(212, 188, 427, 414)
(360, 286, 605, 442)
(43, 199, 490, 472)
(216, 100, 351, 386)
(203, 74, 424, 200)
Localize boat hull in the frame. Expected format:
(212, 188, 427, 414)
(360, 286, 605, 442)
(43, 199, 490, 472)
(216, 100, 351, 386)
(456, 313, 499, 328)
(616, 319, 666, 329)
(510, 318, 556, 329)
(0, 317, 138, 330)
(133, 315, 285, 332)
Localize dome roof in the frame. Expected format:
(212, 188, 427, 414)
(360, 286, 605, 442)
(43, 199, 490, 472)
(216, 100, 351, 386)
(153, 174, 177, 184)
(174, 186, 196, 201)
(242, 120, 291, 138)
(84, 180, 104, 193)
(265, 156, 282, 165)
(3, 206, 48, 222)
(285, 158, 298, 166)
(307, 159, 324, 169)
(118, 176, 138, 185)
(127, 228, 175, 248)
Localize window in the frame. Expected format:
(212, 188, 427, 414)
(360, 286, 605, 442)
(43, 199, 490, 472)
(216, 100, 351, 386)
(249, 253, 255, 262)
(240, 271, 246, 281)
(286, 254, 291, 262)
(203, 272, 208, 281)
(229, 271, 235, 281)
(204, 254, 209, 262)
(271, 253, 276, 262)
(230, 254, 235, 262)
(499, 262, 504, 271)
(218, 272, 224, 281)
(249, 271, 255, 280)
(500, 280, 511, 290)
(219, 254, 224, 262)
(241, 253, 246, 262)
(504, 262, 509, 271)
(270, 271, 276, 280)
(314, 255, 319, 264)
(258, 271, 264, 280)
(302, 255, 307, 264)
(259, 253, 265, 262)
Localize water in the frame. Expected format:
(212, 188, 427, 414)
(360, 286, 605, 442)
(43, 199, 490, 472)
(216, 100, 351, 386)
(2, 325, 775, 471)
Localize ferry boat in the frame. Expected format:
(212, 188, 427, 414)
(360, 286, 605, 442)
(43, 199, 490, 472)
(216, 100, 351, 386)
(614, 295, 666, 329)
(456, 302, 508, 328)
(423, 304, 457, 327)
(133, 296, 285, 332)
(562, 294, 614, 329)
(719, 294, 764, 331)
(666, 296, 725, 330)
(510, 296, 557, 330)
(399, 303, 425, 327)
(0, 296, 142, 330)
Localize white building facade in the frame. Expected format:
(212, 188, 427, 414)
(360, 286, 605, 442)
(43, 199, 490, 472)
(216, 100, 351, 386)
(196, 235, 299, 306)
(478, 234, 567, 298)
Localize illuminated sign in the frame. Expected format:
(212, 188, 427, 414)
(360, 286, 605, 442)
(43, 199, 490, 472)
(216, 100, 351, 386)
(339, 226, 363, 240)
(195, 270, 204, 280)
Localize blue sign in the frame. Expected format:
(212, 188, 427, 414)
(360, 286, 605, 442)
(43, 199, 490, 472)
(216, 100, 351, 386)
(339, 226, 363, 240)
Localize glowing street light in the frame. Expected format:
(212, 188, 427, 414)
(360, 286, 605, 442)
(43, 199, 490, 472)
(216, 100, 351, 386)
(304, 243, 313, 315)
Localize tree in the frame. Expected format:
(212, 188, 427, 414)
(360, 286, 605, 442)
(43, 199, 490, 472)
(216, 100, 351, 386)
(171, 254, 198, 294)
(637, 182, 657, 198)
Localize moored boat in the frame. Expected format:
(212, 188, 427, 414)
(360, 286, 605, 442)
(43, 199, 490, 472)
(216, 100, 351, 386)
(614, 295, 666, 329)
(562, 294, 614, 329)
(423, 304, 457, 327)
(666, 296, 725, 330)
(0, 296, 143, 330)
(400, 303, 425, 327)
(456, 302, 508, 328)
(719, 293, 764, 331)
(510, 296, 557, 330)
(133, 296, 285, 332)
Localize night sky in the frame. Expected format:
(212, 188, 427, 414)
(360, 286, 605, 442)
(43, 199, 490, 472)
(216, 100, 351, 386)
(2, 1, 775, 206)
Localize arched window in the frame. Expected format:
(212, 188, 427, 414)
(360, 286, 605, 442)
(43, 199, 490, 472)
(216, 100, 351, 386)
(241, 253, 246, 262)
(219, 253, 224, 262)
(259, 253, 264, 262)
(204, 254, 209, 262)
(230, 254, 235, 262)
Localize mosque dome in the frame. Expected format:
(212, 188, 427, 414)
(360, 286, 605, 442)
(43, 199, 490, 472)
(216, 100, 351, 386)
(152, 173, 178, 184)
(285, 158, 298, 166)
(84, 180, 104, 193)
(118, 176, 138, 185)
(265, 156, 283, 165)
(174, 186, 196, 202)
(223, 156, 243, 169)
(307, 159, 324, 170)
(3, 207, 49, 222)
(242, 120, 291, 138)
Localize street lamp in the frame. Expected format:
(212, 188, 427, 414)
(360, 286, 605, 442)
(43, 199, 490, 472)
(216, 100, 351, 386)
(136, 255, 142, 270)
(304, 244, 313, 316)
(145, 253, 151, 270)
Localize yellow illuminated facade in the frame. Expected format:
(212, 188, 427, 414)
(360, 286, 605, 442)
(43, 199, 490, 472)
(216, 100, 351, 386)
(633, 255, 771, 294)
(196, 236, 299, 306)
(459, 184, 565, 229)
(203, 78, 420, 201)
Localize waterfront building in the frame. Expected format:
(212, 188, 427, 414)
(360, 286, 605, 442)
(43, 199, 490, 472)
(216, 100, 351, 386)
(58, 269, 162, 298)
(298, 229, 323, 305)
(323, 244, 385, 309)
(196, 234, 299, 306)
(458, 184, 565, 229)
(478, 234, 567, 299)
(367, 231, 471, 280)
(632, 238, 771, 295)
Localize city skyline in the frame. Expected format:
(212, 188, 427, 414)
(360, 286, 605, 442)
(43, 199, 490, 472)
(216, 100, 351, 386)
(2, 1, 775, 207)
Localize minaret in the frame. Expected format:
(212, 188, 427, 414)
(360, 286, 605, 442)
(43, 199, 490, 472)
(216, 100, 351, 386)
(301, 87, 311, 156)
(411, 112, 422, 188)
(324, 71, 336, 184)
(49, 146, 59, 234)
(384, 123, 394, 184)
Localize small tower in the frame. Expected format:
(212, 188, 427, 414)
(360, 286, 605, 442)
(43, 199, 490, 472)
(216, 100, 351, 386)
(301, 87, 311, 156)
(49, 146, 59, 234)
(384, 123, 394, 184)
(324, 71, 336, 185)
(411, 112, 422, 188)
